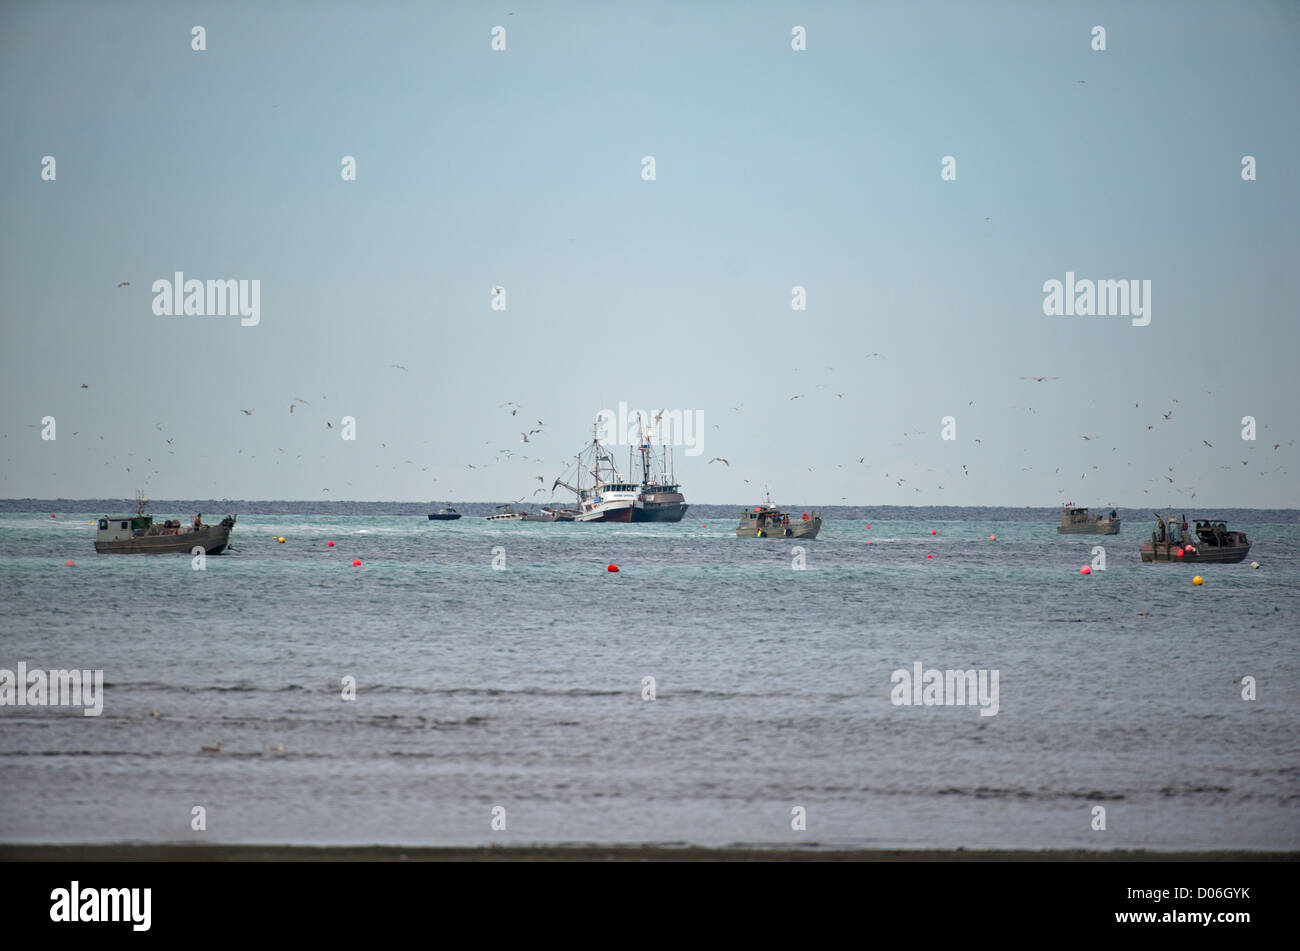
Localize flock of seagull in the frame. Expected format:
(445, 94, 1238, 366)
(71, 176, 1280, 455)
(17, 319, 1291, 504)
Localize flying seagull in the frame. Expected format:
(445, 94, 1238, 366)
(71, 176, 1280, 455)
(1020, 376, 1058, 383)
(240, 409, 254, 415)
(708, 457, 729, 466)
(117, 281, 130, 288)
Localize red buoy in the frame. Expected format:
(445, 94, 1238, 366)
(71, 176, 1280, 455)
(1080, 565, 1091, 575)
(865, 524, 871, 529)
(989, 535, 997, 541)
(50, 513, 56, 518)
(931, 529, 937, 535)
(607, 564, 619, 572)
(352, 558, 361, 566)
(64, 559, 75, 567)
(926, 554, 933, 559)
(328, 540, 335, 547)
(1176, 549, 1184, 558)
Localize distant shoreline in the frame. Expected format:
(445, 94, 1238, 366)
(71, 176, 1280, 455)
(2, 501, 1297, 520)
(3, 844, 1295, 862)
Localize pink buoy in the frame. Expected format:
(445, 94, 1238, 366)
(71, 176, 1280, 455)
(64, 559, 75, 567)
(50, 513, 56, 518)
(328, 540, 334, 547)
(865, 540, 872, 545)
(1080, 565, 1091, 575)
(931, 529, 937, 535)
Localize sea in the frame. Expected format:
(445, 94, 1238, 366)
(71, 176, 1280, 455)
(1, 503, 1297, 851)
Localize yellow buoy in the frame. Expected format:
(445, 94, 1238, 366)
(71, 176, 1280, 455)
(277, 536, 285, 543)
(1193, 575, 1203, 586)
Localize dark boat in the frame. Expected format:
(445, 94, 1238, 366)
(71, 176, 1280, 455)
(737, 491, 821, 539)
(1140, 513, 1251, 563)
(1058, 503, 1120, 534)
(629, 421, 688, 522)
(427, 506, 461, 520)
(95, 496, 235, 555)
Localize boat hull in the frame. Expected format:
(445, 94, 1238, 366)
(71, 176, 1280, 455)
(427, 513, 461, 520)
(95, 525, 232, 555)
(1140, 541, 1251, 563)
(738, 517, 822, 539)
(1058, 520, 1120, 534)
(633, 501, 688, 522)
(577, 503, 636, 523)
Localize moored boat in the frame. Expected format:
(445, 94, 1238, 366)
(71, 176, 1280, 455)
(737, 491, 821, 539)
(552, 424, 639, 522)
(629, 422, 688, 522)
(1058, 503, 1120, 534)
(1139, 513, 1251, 563)
(94, 496, 235, 554)
(427, 506, 461, 520)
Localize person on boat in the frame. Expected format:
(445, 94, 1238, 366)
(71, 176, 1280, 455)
(1110, 509, 1117, 520)
(193, 513, 202, 531)
(1155, 515, 1166, 542)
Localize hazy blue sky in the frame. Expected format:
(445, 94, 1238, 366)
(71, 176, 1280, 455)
(2, 0, 1297, 506)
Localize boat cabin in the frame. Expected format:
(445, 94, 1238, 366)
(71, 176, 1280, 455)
(97, 515, 152, 542)
(580, 482, 637, 501)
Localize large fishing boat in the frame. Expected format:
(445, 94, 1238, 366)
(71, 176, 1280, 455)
(95, 495, 235, 554)
(737, 491, 821, 539)
(552, 425, 640, 522)
(1140, 513, 1251, 563)
(1058, 503, 1120, 534)
(630, 421, 688, 522)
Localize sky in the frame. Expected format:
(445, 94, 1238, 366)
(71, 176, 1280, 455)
(2, 0, 1297, 506)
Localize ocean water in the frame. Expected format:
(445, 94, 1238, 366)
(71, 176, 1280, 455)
(1, 508, 1297, 850)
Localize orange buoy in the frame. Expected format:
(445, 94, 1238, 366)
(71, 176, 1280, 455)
(607, 564, 619, 572)
(1080, 565, 1091, 575)
(989, 535, 997, 541)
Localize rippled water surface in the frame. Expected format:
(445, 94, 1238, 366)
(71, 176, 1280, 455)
(1, 508, 1297, 849)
